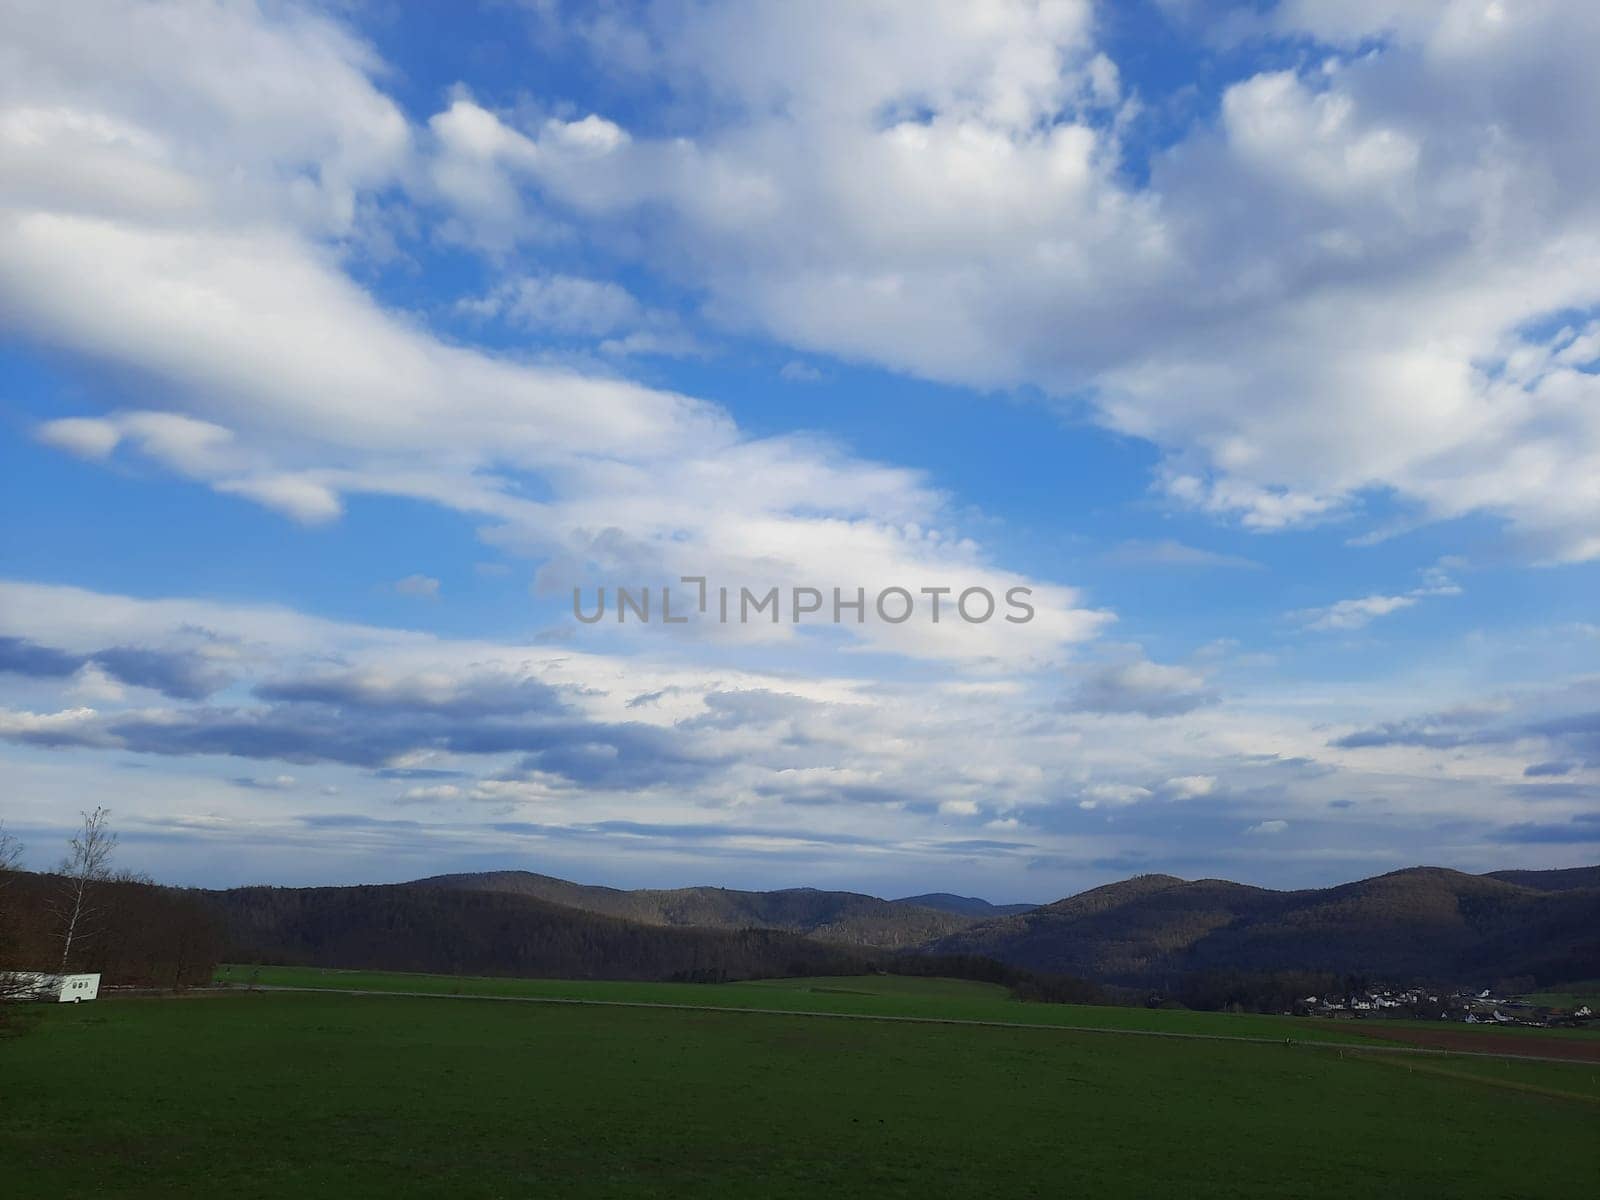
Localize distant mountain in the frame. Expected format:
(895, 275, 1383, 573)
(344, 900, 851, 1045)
(923, 867, 1600, 987)
(1484, 865, 1600, 892)
(196, 862, 1600, 989)
(409, 871, 975, 948)
(892, 893, 1038, 918)
(203, 883, 871, 982)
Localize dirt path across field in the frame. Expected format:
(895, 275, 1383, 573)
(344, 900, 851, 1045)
(1347, 1022, 1600, 1063)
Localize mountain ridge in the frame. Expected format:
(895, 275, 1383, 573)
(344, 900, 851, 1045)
(203, 881, 874, 982)
(183, 862, 1600, 989)
(892, 892, 1039, 918)
(408, 870, 979, 948)
(1484, 865, 1600, 892)
(925, 865, 1600, 987)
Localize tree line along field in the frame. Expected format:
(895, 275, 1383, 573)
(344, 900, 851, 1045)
(2, 989, 1596, 1199)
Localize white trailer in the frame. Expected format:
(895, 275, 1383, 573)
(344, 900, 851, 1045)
(4, 971, 101, 1002)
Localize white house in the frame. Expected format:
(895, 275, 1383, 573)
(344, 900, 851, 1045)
(4, 972, 101, 1002)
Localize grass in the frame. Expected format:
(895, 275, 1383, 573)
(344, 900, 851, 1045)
(740, 973, 1012, 1000)
(1520, 979, 1600, 1010)
(3, 991, 1596, 1198)
(1355, 1052, 1600, 1103)
(212, 964, 1384, 1044)
(215, 963, 1600, 1047)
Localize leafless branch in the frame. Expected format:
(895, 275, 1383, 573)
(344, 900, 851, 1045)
(53, 807, 116, 973)
(0, 821, 21, 878)
(0, 821, 26, 1000)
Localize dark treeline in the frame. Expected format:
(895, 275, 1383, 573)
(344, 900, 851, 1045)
(886, 951, 1108, 1004)
(207, 883, 874, 981)
(0, 870, 222, 989)
(199, 882, 1110, 1002)
(1155, 970, 1376, 1014)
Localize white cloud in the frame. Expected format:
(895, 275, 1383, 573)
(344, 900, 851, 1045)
(0, 1, 1106, 669)
(393, 575, 441, 600)
(2, 3, 1599, 891)
(457, 272, 701, 357)
(38, 410, 238, 476)
(66, 663, 124, 702)
(1, 580, 1593, 889)
(0, 705, 101, 740)
(0, 0, 410, 237)
(460, 273, 644, 337)
(1101, 540, 1262, 570)
(36, 416, 120, 459)
(215, 475, 343, 525)
(234, 774, 297, 791)
(1245, 819, 1289, 836)
(438, 0, 1600, 561)
(1298, 593, 1418, 632)
(117, 412, 236, 476)
(1077, 783, 1152, 810)
(779, 361, 825, 383)
(1220, 69, 1418, 199)
(1162, 775, 1217, 800)
(401, 784, 462, 804)
(1296, 562, 1464, 631)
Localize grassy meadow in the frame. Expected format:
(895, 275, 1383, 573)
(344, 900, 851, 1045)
(214, 962, 1600, 1047)
(1520, 980, 1600, 1010)
(3, 988, 1596, 1198)
(211, 963, 1388, 1043)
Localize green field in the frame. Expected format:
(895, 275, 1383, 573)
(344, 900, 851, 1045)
(3, 990, 1596, 1198)
(213, 963, 1381, 1043)
(741, 973, 1012, 1000)
(1521, 979, 1600, 1010)
(214, 963, 1600, 1046)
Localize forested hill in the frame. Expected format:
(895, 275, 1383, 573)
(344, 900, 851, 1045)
(1484, 865, 1600, 892)
(922, 867, 1600, 988)
(216, 864, 1600, 986)
(892, 893, 1039, 918)
(10, 861, 1593, 991)
(407, 870, 980, 948)
(203, 883, 871, 982)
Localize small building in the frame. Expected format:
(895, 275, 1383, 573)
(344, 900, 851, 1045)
(4, 972, 101, 1002)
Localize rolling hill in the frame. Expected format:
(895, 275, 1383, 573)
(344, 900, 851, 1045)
(96, 862, 1598, 990)
(1484, 865, 1600, 892)
(408, 870, 978, 948)
(923, 867, 1600, 987)
(892, 893, 1039, 918)
(202, 882, 873, 982)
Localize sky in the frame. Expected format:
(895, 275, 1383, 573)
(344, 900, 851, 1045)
(1, 0, 1597, 900)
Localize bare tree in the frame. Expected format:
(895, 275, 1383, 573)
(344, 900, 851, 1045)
(0, 820, 21, 876)
(54, 807, 116, 972)
(0, 821, 27, 1002)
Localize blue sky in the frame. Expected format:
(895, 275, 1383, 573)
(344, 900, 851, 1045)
(1, 0, 1597, 898)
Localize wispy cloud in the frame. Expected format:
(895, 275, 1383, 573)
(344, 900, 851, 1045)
(392, 575, 441, 600)
(1294, 563, 1463, 632)
(1101, 540, 1263, 570)
(1244, 820, 1288, 836)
